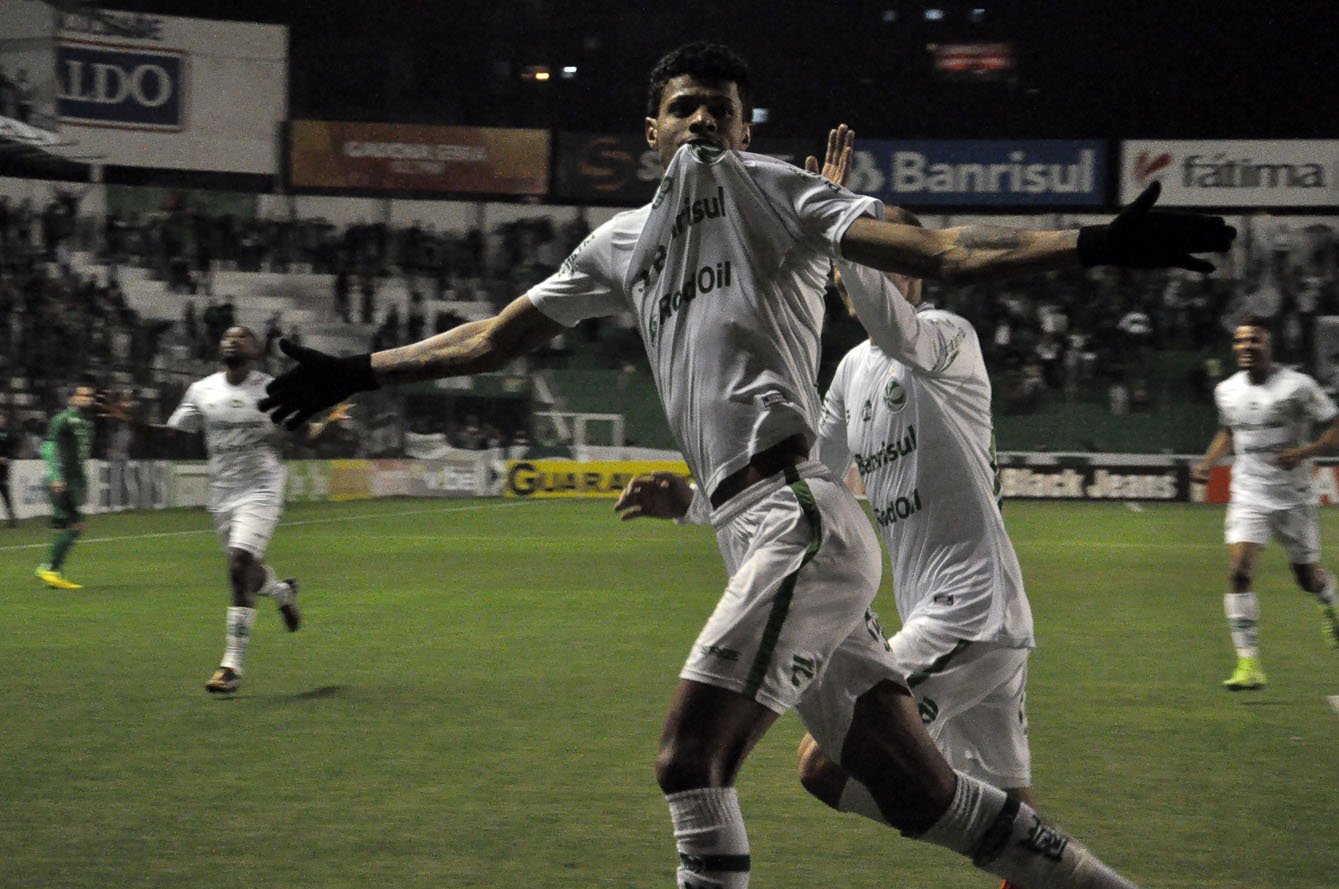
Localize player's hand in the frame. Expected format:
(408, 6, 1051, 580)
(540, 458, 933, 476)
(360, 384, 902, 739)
(1077, 182, 1236, 273)
(614, 471, 693, 521)
(96, 390, 136, 424)
(258, 339, 379, 430)
(1190, 462, 1212, 483)
(1274, 448, 1307, 470)
(805, 124, 854, 188)
(325, 402, 355, 424)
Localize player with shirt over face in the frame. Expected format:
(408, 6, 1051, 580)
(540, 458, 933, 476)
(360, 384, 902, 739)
(650, 138, 1038, 889)
(102, 326, 348, 694)
(1192, 316, 1339, 691)
(257, 42, 1233, 889)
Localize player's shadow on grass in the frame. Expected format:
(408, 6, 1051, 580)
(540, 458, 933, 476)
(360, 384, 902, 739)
(287, 685, 345, 700)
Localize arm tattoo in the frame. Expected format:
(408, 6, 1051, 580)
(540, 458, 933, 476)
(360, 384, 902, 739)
(952, 224, 1025, 250)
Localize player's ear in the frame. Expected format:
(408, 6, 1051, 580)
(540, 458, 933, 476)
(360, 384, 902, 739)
(740, 122, 751, 151)
(645, 117, 658, 149)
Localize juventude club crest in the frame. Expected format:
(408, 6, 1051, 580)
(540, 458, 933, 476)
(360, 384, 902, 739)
(883, 378, 907, 412)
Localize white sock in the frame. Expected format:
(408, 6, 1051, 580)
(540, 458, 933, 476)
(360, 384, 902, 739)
(220, 606, 257, 673)
(1223, 592, 1260, 659)
(836, 777, 890, 825)
(666, 787, 750, 889)
(258, 565, 293, 605)
(918, 773, 1140, 889)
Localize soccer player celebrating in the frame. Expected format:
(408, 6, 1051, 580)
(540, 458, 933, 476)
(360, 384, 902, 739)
(624, 132, 1041, 889)
(258, 42, 1233, 889)
(1192, 316, 1339, 690)
(35, 383, 97, 589)
(101, 326, 349, 694)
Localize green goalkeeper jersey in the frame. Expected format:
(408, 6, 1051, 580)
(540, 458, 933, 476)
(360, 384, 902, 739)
(42, 407, 94, 486)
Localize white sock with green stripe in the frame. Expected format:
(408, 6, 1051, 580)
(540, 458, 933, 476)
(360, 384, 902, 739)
(667, 787, 750, 888)
(918, 774, 1139, 888)
(1223, 592, 1260, 659)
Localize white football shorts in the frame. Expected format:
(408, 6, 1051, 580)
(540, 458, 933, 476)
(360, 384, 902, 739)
(889, 616, 1032, 789)
(680, 461, 908, 762)
(1225, 499, 1321, 564)
(212, 492, 283, 557)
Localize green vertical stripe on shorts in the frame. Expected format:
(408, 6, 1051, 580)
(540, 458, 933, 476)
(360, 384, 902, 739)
(905, 639, 971, 689)
(744, 467, 823, 701)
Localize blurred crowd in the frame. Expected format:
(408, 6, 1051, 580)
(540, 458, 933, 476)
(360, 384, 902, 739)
(3, 189, 1337, 458)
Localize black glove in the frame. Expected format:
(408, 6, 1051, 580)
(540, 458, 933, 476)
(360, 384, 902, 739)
(258, 338, 379, 430)
(1077, 181, 1236, 273)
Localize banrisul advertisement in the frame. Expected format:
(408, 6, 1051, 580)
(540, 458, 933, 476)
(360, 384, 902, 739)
(845, 139, 1107, 207)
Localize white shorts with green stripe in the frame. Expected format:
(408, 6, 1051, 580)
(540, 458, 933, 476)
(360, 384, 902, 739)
(890, 616, 1032, 789)
(681, 460, 907, 762)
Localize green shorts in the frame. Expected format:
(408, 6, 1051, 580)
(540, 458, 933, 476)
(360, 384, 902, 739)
(48, 484, 86, 528)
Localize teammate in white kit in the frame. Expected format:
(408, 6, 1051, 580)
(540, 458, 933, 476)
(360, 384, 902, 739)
(102, 326, 348, 694)
(1192, 316, 1339, 690)
(258, 43, 1233, 889)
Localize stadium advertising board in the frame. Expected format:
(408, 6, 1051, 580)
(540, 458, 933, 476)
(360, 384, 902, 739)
(502, 459, 690, 499)
(552, 132, 814, 204)
(289, 121, 549, 195)
(847, 140, 1107, 207)
(998, 463, 1187, 501)
(1121, 140, 1339, 207)
(10, 460, 174, 519)
(54, 10, 287, 173)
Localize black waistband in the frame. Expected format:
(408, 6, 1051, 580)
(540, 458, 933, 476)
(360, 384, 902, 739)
(709, 434, 809, 509)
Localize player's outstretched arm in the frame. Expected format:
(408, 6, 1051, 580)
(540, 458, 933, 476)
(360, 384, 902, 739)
(1192, 427, 1234, 481)
(261, 295, 566, 429)
(96, 391, 191, 441)
(303, 402, 354, 441)
(841, 181, 1236, 283)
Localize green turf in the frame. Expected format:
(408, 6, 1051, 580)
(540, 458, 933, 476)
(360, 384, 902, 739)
(2, 498, 1336, 888)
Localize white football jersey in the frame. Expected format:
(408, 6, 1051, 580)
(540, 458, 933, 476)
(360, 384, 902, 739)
(527, 144, 881, 494)
(167, 369, 286, 510)
(1214, 366, 1338, 509)
(818, 261, 1033, 646)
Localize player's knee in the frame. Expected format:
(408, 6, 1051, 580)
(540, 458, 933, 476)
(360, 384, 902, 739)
(227, 550, 255, 585)
(656, 735, 731, 794)
(796, 735, 844, 809)
(1291, 564, 1318, 591)
(1229, 565, 1253, 591)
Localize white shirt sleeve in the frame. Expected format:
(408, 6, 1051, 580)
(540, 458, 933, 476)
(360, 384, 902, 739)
(835, 261, 976, 379)
(816, 353, 854, 478)
(166, 382, 203, 433)
(744, 155, 882, 257)
(526, 223, 625, 327)
(1301, 373, 1339, 424)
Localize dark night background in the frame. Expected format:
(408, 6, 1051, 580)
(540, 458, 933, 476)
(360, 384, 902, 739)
(102, 0, 1339, 140)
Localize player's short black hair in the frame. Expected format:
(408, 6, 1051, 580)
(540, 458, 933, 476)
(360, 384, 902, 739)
(1238, 314, 1272, 332)
(646, 42, 752, 119)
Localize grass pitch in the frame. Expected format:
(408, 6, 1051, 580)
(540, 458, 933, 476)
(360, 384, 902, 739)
(2, 498, 1336, 889)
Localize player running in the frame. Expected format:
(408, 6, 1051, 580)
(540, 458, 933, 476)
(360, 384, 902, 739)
(101, 326, 348, 694)
(1192, 316, 1339, 690)
(35, 383, 97, 589)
